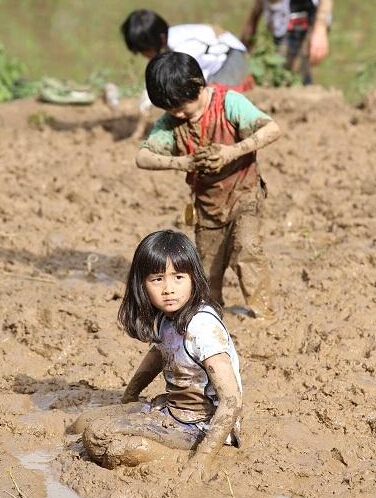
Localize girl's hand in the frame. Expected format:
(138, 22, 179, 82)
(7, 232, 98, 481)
(192, 145, 237, 174)
(121, 391, 139, 404)
(180, 453, 215, 484)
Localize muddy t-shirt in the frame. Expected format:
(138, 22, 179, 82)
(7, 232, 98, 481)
(154, 305, 241, 424)
(141, 87, 272, 227)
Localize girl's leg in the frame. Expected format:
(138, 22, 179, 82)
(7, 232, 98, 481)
(68, 402, 144, 434)
(83, 408, 204, 469)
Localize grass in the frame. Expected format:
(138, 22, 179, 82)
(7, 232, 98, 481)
(0, 0, 375, 103)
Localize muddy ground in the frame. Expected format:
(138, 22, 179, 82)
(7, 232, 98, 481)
(0, 85, 376, 498)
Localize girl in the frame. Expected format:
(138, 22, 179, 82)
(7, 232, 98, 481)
(81, 229, 242, 483)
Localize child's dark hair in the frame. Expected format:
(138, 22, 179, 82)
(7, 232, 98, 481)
(145, 52, 206, 110)
(120, 9, 168, 54)
(118, 229, 221, 343)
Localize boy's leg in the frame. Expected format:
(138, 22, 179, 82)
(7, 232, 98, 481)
(229, 185, 275, 320)
(83, 407, 204, 469)
(195, 225, 230, 306)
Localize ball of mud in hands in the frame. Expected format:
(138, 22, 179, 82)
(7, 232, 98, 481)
(192, 144, 231, 174)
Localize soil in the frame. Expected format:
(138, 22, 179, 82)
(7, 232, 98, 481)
(0, 85, 376, 498)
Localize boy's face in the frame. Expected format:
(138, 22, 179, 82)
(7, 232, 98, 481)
(169, 87, 208, 123)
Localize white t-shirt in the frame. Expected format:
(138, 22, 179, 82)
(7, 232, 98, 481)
(168, 24, 246, 80)
(154, 305, 242, 424)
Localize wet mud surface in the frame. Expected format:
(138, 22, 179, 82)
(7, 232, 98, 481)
(1, 86, 376, 497)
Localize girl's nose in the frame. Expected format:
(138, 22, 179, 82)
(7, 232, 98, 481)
(163, 280, 174, 294)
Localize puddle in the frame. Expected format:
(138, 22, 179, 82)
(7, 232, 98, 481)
(19, 450, 80, 498)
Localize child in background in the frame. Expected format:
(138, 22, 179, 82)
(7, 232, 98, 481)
(120, 9, 254, 139)
(136, 52, 281, 320)
(82, 230, 242, 483)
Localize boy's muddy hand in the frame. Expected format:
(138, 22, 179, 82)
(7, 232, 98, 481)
(174, 155, 196, 173)
(193, 144, 235, 173)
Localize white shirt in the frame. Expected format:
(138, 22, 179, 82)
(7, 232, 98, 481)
(154, 305, 242, 423)
(168, 24, 246, 80)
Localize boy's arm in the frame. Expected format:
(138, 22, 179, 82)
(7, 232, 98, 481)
(192, 119, 280, 173)
(122, 345, 163, 403)
(136, 147, 193, 172)
(180, 352, 242, 483)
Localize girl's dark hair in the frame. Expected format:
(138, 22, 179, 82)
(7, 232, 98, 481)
(120, 9, 168, 54)
(118, 230, 221, 343)
(145, 52, 206, 110)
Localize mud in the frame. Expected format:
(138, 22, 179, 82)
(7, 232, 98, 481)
(1, 85, 376, 497)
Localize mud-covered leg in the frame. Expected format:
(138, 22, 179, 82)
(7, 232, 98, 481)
(195, 225, 229, 306)
(229, 187, 275, 319)
(68, 402, 144, 434)
(83, 410, 203, 469)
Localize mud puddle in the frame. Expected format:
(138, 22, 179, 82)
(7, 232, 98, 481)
(18, 449, 80, 498)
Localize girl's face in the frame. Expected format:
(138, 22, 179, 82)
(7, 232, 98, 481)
(144, 258, 192, 316)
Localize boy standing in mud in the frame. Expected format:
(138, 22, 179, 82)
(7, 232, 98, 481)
(136, 52, 281, 320)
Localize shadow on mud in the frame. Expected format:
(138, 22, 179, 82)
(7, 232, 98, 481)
(0, 246, 130, 284)
(44, 113, 153, 141)
(12, 373, 124, 414)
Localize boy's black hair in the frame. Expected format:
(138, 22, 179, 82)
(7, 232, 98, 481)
(145, 52, 206, 110)
(120, 9, 168, 54)
(118, 229, 221, 343)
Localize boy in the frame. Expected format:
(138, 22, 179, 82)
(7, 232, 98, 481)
(136, 52, 281, 320)
(120, 9, 254, 139)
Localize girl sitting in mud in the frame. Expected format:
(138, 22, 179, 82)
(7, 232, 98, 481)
(76, 229, 242, 483)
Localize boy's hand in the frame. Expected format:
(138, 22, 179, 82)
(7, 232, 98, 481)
(192, 144, 236, 174)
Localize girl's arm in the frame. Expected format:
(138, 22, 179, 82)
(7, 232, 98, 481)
(136, 147, 193, 172)
(122, 345, 163, 403)
(181, 352, 242, 483)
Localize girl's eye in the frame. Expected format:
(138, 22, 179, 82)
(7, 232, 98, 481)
(175, 274, 185, 280)
(149, 276, 162, 282)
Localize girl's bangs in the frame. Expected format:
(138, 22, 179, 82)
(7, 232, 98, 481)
(143, 244, 192, 276)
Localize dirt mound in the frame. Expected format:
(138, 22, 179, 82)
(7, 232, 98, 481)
(0, 85, 375, 498)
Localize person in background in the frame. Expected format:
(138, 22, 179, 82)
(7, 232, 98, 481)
(241, 0, 333, 84)
(120, 9, 254, 139)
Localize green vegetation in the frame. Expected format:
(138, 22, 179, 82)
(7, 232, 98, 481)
(0, 42, 40, 101)
(0, 0, 375, 104)
(246, 30, 301, 88)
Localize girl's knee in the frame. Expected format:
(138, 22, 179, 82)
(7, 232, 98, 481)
(83, 421, 161, 469)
